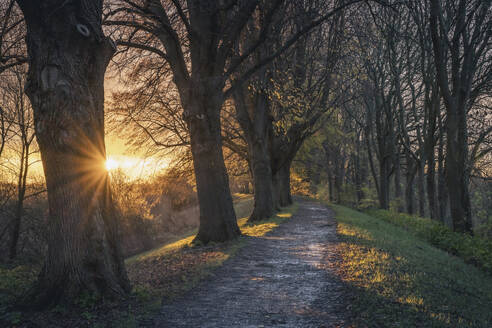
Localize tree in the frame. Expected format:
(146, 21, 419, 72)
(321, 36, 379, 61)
(106, 0, 354, 239)
(266, 7, 345, 209)
(0, 68, 38, 260)
(429, 0, 491, 233)
(15, 0, 129, 307)
(0, 0, 26, 74)
(0, 0, 25, 158)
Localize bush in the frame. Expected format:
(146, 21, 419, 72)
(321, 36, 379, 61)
(367, 209, 492, 274)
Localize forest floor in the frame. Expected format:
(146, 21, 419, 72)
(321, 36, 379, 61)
(153, 199, 349, 328)
(3, 198, 492, 327)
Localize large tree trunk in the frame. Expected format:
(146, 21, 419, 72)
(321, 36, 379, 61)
(429, 0, 478, 233)
(445, 111, 472, 233)
(334, 154, 343, 204)
(426, 157, 438, 220)
(327, 164, 334, 202)
(405, 157, 416, 215)
(354, 140, 364, 204)
(425, 85, 439, 221)
(417, 159, 426, 217)
(186, 92, 240, 243)
(273, 163, 292, 208)
(394, 151, 403, 212)
(17, 0, 130, 307)
(437, 123, 451, 227)
(309, 149, 321, 196)
(233, 86, 274, 222)
(379, 157, 391, 210)
(248, 141, 274, 222)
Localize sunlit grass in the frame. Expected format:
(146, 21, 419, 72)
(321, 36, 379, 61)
(127, 199, 298, 263)
(127, 198, 299, 303)
(240, 203, 297, 237)
(332, 204, 492, 327)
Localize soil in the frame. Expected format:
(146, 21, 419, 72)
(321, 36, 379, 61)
(154, 200, 350, 328)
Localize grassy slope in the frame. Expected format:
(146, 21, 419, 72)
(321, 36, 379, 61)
(333, 204, 492, 328)
(366, 209, 492, 273)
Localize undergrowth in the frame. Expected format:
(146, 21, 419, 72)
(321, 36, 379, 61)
(367, 209, 492, 273)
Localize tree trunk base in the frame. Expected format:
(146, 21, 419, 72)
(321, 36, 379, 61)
(248, 208, 274, 223)
(19, 264, 130, 310)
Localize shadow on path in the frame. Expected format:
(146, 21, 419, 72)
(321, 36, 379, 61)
(154, 200, 349, 328)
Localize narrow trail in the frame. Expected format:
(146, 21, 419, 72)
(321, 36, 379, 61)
(154, 200, 349, 328)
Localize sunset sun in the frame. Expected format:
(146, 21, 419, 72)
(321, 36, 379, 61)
(104, 155, 170, 178)
(105, 158, 119, 171)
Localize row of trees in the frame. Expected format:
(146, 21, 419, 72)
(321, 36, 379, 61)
(0, 0, 353, 307)
(0, 0, 489, 309)
(296, 1, 491, 234)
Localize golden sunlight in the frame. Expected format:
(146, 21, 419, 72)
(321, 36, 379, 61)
(105, 158, 119, 171)
(104, 155, 170, 179)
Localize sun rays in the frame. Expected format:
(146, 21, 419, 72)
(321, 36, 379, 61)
(104, 155, 170, 178)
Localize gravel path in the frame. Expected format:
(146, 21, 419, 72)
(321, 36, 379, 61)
(154, 200, 349, 328)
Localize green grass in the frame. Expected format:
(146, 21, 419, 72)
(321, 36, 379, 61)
(367, 209, 492, 273)
(332, 204, 492, 327)
(0, 264, 38, 324)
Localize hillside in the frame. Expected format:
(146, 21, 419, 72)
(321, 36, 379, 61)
(333, 204, 492, 327)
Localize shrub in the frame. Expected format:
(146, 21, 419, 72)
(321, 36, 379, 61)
(367, 209, 492, 274)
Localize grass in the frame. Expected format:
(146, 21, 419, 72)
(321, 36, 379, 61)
(332, 204, 492, 327)
(0, 264, 38, 324)
(366, 209, 492, 273)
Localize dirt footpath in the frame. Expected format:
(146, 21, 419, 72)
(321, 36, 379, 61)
(154, 200, 349, 328)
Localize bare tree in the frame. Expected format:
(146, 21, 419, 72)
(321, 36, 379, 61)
(0, 0, 26, 74)
(105, 0, 355, 241)
(429, 0, 491, 232)
(0, 68, 37, 260)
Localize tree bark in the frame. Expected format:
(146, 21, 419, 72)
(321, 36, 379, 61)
(354, 137, 365, 204)
(445, 111, 472, 232)
(417, 159, 426, 217)
(426, 156, 438, 220)
(424, 83, 439, 221)
(437, 115, 451, 227)
(405, 156, 416, 215)
(379, 157, 391, 210)
(17, 0, 129, 307)
(394, 150, 403, 212)
(273, 163, 292, 208)
(233, 84, 275, 223)
(186, 92, 240, 243)
(429, 0, 481, 233)
(334, 153, 344, 204)
(326, 161, 334, 202)
(249, 141, 274, 221)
